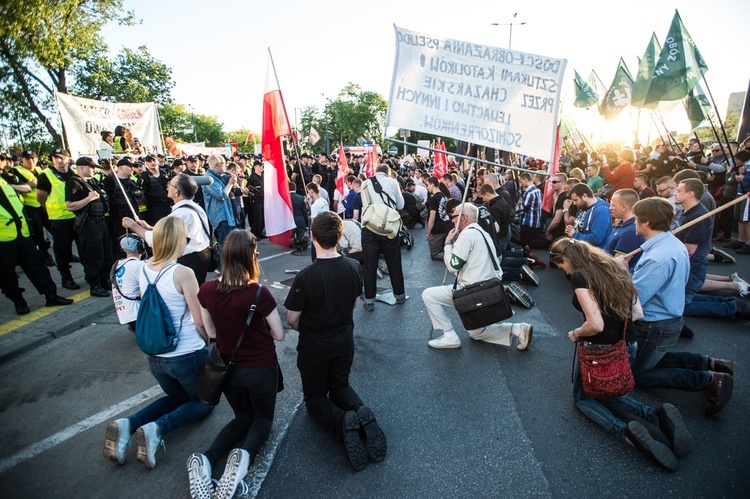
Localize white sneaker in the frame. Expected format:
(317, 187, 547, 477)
(520, 265, 540, 286)
(428, 334, 461, 349)
(730, 273, 749, 297)
(103, 418, 130, 464)
(187, 453, 213, 499)
(505, 282, 534, 309)
(514, 323, 533, 351)
(214, 448, 250, 499)
(135, 422, 164, 469)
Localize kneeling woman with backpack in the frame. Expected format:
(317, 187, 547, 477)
(103, 217, 213, 468)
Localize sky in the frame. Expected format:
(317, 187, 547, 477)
(100, 0, 749, 146)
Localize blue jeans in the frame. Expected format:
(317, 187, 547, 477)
(684, 258, 708, 303)
(631, 318, 710, 391)
(684, 294, 738, 318)
(214, 221, 235, 264)
(128, 348, 214, 436)
(574, 342, 656, 438)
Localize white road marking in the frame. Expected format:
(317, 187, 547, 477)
(0, 385, 163, 474)
(258, 251, 293, 262)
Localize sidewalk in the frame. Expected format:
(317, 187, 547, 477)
(0, 260, 115, 363)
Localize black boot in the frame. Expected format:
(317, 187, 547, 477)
(45, 294, 74, 307)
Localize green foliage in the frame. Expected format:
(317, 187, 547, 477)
(71, 46, 174, 104)
(299, 83, 387, 153)
(224, 129, 258, 153)
(158, 102, 225, 147)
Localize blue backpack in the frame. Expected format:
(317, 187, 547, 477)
(135, 263, 182, 355)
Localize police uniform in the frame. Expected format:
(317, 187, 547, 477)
(65, 158, 113, 296)
(13, 161, 53, 264)
(37, 163, 78, 287)
(0, 178, 72, 314)
(247, 164, 265, 238)
(141, 168, 171, 226)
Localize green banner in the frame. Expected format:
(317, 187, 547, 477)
(631, 33, 661, 109)
(599, 58, 634, 121)
(573, 70, 599, 109)
(685, 83, 712, 129)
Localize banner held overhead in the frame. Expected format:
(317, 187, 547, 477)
(54, 92, 162, 157)
(386, 25, 566, 162)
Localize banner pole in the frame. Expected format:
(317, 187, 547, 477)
(112, 172, 140, 221)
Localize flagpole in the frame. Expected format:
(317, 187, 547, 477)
(653, 112, 687, 160)
(701, 75, 735, 167)
(267, 48, 305, 172)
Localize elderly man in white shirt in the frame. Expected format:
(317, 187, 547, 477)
(122, 174, 213, 284)
(422, 203, 533, 350)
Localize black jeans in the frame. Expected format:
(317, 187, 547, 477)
(204, 365, 278, 466)
(0, 235, 56, 303)
(361, 228, 405, 300)
(297, 346, 362, 438)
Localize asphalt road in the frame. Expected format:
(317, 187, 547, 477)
(0, 228, 748, 498)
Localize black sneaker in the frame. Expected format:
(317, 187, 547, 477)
(505, 282, 534, 309)
(61, 278, 81, 290)
(14, 300, 30, 315)
(342, 411, 368, 471)
(624, 421, 678, 471)
(357, 405, 387, 462)
(90, 285, 110, 297)
(724, 241, 743, 249)
(656, 403, 694, 458)
(710, 248, 735, 264)
(45, 294, 74, 307)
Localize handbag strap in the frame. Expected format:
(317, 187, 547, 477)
(571, 310, 630, 384)
(452, 227, 500, 290)
(227, 284, 263, 365)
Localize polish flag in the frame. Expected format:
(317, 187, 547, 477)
(261, 52, 296, 247)
(336, 141, 349, 195)
(433, 141, 447, 179)
(542, 125, 561, 215)
(309, 127, 321, 146)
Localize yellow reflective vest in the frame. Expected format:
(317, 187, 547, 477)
(40, 169, 75, 220)
(13, 165, 42, 208)
(0, 178, 30, 241)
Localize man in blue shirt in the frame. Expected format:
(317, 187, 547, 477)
(627, 197, 733, 419)
(202, 154, 236, 262)
(604, 189, 643, 268)
(564, 183, 612, 248)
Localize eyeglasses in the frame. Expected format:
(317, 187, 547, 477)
(657, 187, 671, 194)
(712, 149, 721, 152)
(550, 180, 562, 184)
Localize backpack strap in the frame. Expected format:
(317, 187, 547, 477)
(111, 258, 141, 301)
(370, 176, 396, 208)
(173, 204, 212, 238)
(226, 284, 264, 365)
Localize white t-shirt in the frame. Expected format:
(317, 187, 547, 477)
(446, 223, 502, 287)
(112, 257, 145, 324)
(310, 197, 329, 219)
(333, 188, 347, 215)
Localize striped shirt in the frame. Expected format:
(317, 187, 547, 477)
(518, 184, 542, 228)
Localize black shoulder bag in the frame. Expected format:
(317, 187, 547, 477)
(174, 203, 221, 271)
(195, 285, 263, 405)
(452, 228, 513, 330)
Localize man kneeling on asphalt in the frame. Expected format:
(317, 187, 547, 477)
(422, 203, 533, 350)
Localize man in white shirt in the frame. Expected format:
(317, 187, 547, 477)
(422, 203, 533, 350)
(122, 174, 213, 284)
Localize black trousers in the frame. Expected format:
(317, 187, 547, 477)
(79, 219, 113, 287)
(361, 228, 405, 300)
(297, 345, 362, 438)
(250, 199, 265, 238)
(145, 205, 172, 227)
(177, 247, 212, 285)
(0, 235, 56, 303)
(23, 205, 50, 253)
(50, 218, 77, 280)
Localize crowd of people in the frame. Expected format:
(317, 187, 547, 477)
(2, 132, 749, 490)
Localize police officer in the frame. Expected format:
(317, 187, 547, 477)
(65, 156, 112, 297)
(184, 155, 205, 208)
(14, 151, 55, 266)
(247, 159, 265, 238)
(141, 154, 171, 226)
(37, 149, 80, 289)
(104, 157, 143, 259)
(0, 177, 72, 314)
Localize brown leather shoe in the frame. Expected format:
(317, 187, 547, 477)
(709, 358, 734, 376)
(704, 372, 733, 419)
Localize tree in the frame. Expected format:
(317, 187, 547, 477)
(0, 0, 135, 146)
(299, 83, 387, 153)
(71, 46, 174, 104)
(158, 102, 225, 147)
(224, 129, 259, 153)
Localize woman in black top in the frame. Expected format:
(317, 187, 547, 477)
(550, 238, 692, 471)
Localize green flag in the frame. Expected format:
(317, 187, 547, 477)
(644, 10, 708, 105)
(573, 70, 599, 109)
(631, 32, 661, 108)
(684, 82, 712, 129)
(599, 58, 634, 121)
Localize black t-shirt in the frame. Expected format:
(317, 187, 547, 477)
(351, 193, 362, 221)
(675, 203, 711, 267)
(1, 169, 23, 185)
(427, 191, 450, 234)
(487, 195, 511, 237)
(65, 175, 107, 216)
(571, 272, 634, 345)
(37, 168, 74, 193)
(549, 192, 569, 240)
(284, 256, 363, 355)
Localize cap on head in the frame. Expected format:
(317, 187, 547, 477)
(51, 148, 70, 158)
(75, 156, 97, 167)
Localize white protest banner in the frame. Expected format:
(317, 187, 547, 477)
(386, 26, 567, 161)
(417, 140, 430, 157)
(55, 92, 162, 157)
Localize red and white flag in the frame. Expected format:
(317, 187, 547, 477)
(244, 132, 255, 145)
(364, 144, 377, 177)
(542, 125, 561, 215)
(433, 141, 447, 179)
(261, 51, 296, 247)
(336, 141, 349, 196)
(309, 127, 321, 146)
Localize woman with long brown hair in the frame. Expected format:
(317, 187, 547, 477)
(550, 237, 692, 471)
(188, 229, 285, 499)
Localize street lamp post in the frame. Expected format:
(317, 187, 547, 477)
(491, 13, 527, 50)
